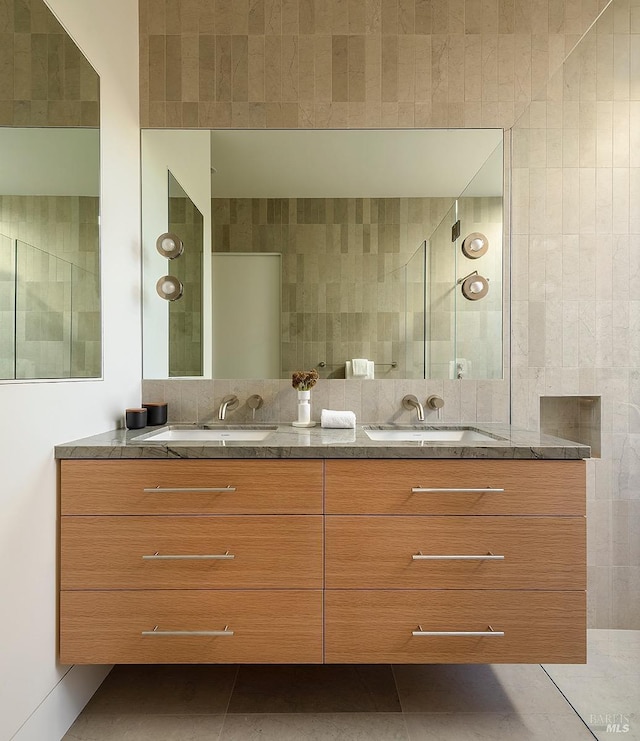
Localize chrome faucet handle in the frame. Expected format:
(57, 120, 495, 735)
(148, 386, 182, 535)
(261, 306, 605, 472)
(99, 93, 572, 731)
(426, 395, 444, 410)
(402, 395, 425, 422)
(247, 394, 263, 410)
(218, 394, 239, 420)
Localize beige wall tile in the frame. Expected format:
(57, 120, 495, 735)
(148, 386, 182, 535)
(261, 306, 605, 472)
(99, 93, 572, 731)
(332, 34, 349, 101)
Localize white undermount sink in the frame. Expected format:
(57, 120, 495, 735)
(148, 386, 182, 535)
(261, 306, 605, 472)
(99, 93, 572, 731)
(362, 426, 503, 443)
(131, 426, 277, 442)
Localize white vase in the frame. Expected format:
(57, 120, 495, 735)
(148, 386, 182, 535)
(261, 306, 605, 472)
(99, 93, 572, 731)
(297, 390, 311, 424)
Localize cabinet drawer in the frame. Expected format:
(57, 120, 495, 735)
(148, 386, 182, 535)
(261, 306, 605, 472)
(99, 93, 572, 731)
(61, 515, 323, 589)
(325, 460, 585, 515)
(60, 460, 323, 515)
(325, 590, 586, 664)
(325, 516, 585, 590)
(60, 590, 323, 664)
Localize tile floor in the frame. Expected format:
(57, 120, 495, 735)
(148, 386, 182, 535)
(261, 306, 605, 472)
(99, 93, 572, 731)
(64, 630, 638, 741)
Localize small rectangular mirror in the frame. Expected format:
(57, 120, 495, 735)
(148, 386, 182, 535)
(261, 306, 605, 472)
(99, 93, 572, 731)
(0, 0, 100, 381)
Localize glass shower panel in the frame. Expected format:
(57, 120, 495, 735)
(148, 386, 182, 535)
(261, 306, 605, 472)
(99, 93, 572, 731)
(70, 263, 101, 377)
(168, 173, 204, 377)
(426, 203, 458, 379)
(15, 240, 72, 379)
(455, 142, 503, 379)
(403, 241, 426, 379)
(0, 234, 15, 379)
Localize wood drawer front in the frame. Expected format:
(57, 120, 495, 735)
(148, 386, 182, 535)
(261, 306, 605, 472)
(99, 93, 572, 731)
(325, 516, 585, 590)
(60, 460, 323, 515)
(61, 515, 323, 590)
(325, 460, 585, 515)
(60, 590, 323, 664)
(324, 590, 586, 664)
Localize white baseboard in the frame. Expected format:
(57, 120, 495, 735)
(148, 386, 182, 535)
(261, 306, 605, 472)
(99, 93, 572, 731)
(11, 665, 112, 741)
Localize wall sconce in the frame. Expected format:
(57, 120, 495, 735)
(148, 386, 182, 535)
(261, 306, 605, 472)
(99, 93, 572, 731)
(156, 275, 183, 301)
(156, 232, 184, 259)
(461, 232, 488, 259)
(458, 270, 489, 301)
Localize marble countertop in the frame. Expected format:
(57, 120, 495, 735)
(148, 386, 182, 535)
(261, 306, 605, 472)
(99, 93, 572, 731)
(55, 423, 590, 460)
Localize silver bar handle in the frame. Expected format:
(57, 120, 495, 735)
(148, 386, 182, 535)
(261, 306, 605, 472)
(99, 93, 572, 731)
(411, 487, 505, 493)
(142, 625, 234, 637)
(412, 552, 504, 561)
(143, 485, 236, 493)
(142, 551, 235, 561)
(412, 625, 504, 637)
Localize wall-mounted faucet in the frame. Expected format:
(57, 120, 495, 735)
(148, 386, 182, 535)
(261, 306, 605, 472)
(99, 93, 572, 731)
(402, 395, 425, 422)
(247, 394, 263, 420)
(427, 395, 445, 420)
(218, 394, 239, 421)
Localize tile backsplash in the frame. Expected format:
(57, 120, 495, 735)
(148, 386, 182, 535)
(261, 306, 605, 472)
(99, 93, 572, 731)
(142, 377, 510, 426)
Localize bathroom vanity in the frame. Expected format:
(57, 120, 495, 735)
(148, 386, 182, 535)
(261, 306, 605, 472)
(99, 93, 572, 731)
(56, 425, 588, 665)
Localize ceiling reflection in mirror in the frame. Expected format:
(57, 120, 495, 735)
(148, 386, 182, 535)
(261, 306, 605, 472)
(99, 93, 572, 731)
(142, 129, 503, 381)
(0, 0, 100, 381)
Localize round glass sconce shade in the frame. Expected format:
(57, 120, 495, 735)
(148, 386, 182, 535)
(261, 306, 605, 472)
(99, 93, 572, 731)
(156, 275, 184, 301)
(156, 232, 184, 259)
(461, 273, 489, 300)
(461, 232, 489, 259)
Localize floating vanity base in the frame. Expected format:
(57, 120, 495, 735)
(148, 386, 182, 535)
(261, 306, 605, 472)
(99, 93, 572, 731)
(58, 455, 587, 666)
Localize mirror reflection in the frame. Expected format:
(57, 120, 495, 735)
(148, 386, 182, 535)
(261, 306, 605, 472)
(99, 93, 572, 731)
(142, 129, 503, 381)
(0, 0, 100, 381)
(167, 172, 203, 377)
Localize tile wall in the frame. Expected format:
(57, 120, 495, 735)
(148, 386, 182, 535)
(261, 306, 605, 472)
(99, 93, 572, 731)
(139, 0, 639, 628)
(139, 0, 606, 130)
(0, 195, 100, 378)
(169, 195, 204, 376)
(511, 0, 639, 627)
(0, 0, 99, 127)
(213, 195, 452, 377)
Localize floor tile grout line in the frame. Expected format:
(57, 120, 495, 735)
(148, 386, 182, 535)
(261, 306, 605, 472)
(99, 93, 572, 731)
(216, 665, 240, 741)
(540, 664, 599, 740)
(391, 664, 412, 740)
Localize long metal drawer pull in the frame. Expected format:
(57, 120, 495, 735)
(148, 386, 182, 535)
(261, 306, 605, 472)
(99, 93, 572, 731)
(143, 485, 236, 493)
(142, 551, 235, 561)
(412, 625, 504, 637)
(142, 625, 234, 637)
(412, 551, 504, 561)
(411, 487, 504, 493)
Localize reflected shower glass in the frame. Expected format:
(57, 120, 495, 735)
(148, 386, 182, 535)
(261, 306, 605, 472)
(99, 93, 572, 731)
(167, 171, 204, 377)
(70, 262, 101, 377)
(426, 202, 458, 379)
(403, 241, 427, 379)
(15, 240, 72, 379)
(0, 234, 16, 379)
(455, 142, 503, 379)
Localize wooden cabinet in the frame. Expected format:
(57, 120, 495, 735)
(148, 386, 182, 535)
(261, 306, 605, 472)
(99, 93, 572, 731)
(59, 459, 324, 665)
(59, 457, 586, 665)
(324, 459, 587, 665)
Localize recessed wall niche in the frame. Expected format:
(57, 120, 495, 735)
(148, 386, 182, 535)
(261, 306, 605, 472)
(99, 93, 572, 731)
(540, 396, 601, 459)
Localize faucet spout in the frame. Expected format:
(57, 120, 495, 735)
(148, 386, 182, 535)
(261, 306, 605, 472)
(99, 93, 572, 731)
(402, 395, 425, 422)
(218, 394, 239, 421)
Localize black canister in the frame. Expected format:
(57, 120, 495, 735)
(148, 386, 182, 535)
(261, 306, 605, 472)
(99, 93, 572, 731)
(125, 408, 147, 429)
(142, 402, 168, 426)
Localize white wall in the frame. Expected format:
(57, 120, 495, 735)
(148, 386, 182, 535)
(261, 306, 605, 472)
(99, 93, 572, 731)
(141, 130, 212, 378)
(0, 1, 141, 739)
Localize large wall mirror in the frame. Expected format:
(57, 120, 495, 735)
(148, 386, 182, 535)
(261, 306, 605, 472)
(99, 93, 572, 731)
(0, 0, 100, 381)
(142, 129, 503, 381)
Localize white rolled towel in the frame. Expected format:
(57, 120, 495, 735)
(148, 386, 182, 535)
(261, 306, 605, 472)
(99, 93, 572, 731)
(321, 409, 357, 429)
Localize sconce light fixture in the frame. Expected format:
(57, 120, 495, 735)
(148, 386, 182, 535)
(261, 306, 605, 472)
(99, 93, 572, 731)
(461, 232, 489, 259)
(458, 270, 489, 301)
(156, 275, 183, 301)
(155, 232, 184, 259)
